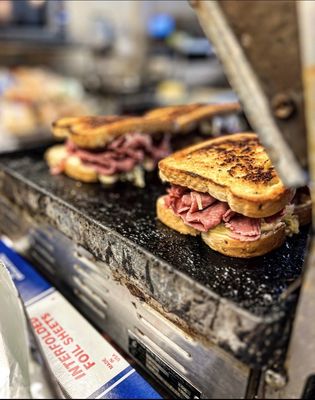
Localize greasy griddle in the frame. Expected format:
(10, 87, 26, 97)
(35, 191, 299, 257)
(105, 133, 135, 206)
(0, 148, 310, 367)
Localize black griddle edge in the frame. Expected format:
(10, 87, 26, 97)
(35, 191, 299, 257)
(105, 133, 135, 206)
(0, 149, 311, 369)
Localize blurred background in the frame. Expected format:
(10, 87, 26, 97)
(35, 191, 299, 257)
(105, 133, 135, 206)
(0, 0, 237, 150)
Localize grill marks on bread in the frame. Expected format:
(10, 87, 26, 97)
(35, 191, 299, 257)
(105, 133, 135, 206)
(176, 136, 277, 186)
(52, 102, 240, 146)
(159, 133, 294, 218)
(69, 116, 129, 134)
(54, 115, 133, 136)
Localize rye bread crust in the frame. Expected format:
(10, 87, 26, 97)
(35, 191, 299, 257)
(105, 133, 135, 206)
(156, 195, 286, 258)
(52, 115, 168, 149)
(45, 144, 98, 182)
(159, 133, 294, 218)
(52, 103, 240, 148)
(201, 225, 286, 258)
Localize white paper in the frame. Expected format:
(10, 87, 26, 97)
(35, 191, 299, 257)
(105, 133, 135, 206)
(0, 262, 31, 399)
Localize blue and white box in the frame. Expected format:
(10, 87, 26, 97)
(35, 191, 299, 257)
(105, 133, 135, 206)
(0, 241, 161, 399)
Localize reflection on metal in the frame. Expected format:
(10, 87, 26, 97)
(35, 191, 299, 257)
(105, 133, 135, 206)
(191, 0, 306, 188)
(303, 69, 315, 220)
(192, 1, 315, 397)
(265, 2, 315, 398)
(299, 0, 315, 222)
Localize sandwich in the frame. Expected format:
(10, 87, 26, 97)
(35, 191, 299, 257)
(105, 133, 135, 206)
(46, 115, 166, 187)
(157, 133, 298, 258)
(45, 102, 239, 187)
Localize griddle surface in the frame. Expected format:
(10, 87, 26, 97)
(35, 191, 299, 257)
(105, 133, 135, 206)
(0, 150, 310, 316)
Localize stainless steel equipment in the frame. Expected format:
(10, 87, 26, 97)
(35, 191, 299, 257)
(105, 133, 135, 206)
(0, 1, 314, 399)
(192, 0, 307, 188)
(0, 186, 251, 399)
(0, 151, 310, 399)
(192, 1, 315, 398)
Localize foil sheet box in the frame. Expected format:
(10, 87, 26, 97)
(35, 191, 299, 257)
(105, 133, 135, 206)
(0, 241, 161, 399)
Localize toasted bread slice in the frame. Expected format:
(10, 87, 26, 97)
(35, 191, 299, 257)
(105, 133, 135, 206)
(159, 133, 294, 218)
(52, 102, 240, 148)
(64, 156, 99, 183)
(53, 114, 174, 148)
(145, 102, 240, 133)
(45, 144, 67, 168)
(201, 224, 286, 258)
(51, 116, 82, 139)
(45, 144, 68, 167)
(157, 195, 286, 257)
(45, 144, 98, 182)
(52, 115, 161, 148)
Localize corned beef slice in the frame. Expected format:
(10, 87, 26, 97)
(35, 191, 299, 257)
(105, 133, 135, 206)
(225, 216, 261, 241)
(222, 209, 236, 222)
(185, 201, 229, 232)
(165, 185, 263, 241)
(65, 133, 170, 176)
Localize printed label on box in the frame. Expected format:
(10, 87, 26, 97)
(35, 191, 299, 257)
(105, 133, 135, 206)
(0, 241, 160, 399)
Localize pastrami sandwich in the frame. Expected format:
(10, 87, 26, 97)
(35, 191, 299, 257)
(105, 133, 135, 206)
(46, 115, 170, 187)
(45, 103, 239, 187)
(157, 133, 299, 258)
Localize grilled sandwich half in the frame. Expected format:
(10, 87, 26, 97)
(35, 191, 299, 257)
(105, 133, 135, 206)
(45, 103, 240, 187)
(157, 133, 303, 258)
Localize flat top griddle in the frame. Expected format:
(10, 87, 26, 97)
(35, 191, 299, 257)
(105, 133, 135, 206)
(0, 148, 311, 368)
(0, 149, 309, 316)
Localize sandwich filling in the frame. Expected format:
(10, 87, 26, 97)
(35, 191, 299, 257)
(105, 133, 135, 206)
(164, 185, 298, 241)
(51, 132, 171, 187)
